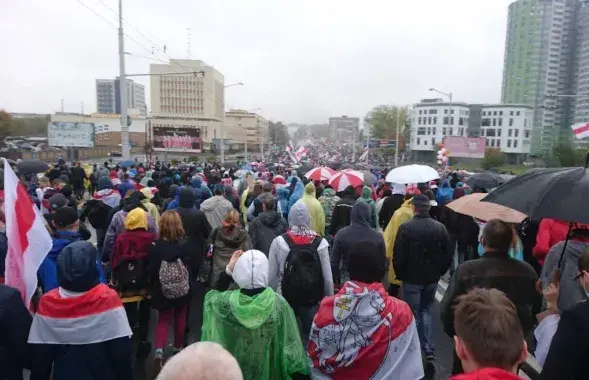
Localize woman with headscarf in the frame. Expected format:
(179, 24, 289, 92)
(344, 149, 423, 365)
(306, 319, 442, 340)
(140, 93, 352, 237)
(201, 249, 309, 380)
(268, 202, 333, 340)
(29, 241, 133, 380)
(210, 209, 252, 289)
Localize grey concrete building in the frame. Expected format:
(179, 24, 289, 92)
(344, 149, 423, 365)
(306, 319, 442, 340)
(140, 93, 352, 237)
(95, 78, 147, 116)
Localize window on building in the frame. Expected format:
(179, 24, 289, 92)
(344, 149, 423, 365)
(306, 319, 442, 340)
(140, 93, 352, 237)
(427, 127, 431, 135)
(498, 129, 502, 137)
(499, 111, 503, 116)
(493, 118, 497, 126)
(481, 129, 485, 137)
(515, 129, 519, 137)
(514, 140, 518, 148)
(416, 138, 420, 145)
(498, 119, 503, 127)
(431, 138, 435, 146)
(517, 111, 521, 116)
(482, 118, 491, 126)
(449, 127, 453, 135)
(490, 139, 495, 147)
(507, 140, 511, 148)
(494, 111, 497, 116)
(483, 111, 486, 116)
(433, 127, 437, 135)
(459, 117, 464, 125)
(524, 119, 527, 127)
(418, 117, 421, 124)
(444, 109, 448, 114)
(419, 110, 422, 115)
(417, 127, 426, 135)
(451, 117, 455, 125)
(443, 117, 449, 125)
(424, 140, 428, 146)
(443, 127, 447, 134)
(525, 130, 530, 138)
(508, 129, 512, 137)
(509, 118, 514, 126)
(433, 117, 437, 124)
(510, 111, 514, 116)
(428, 117, 432, 124)
(451, 110, 455, 115)
(487, 129, 496, 137)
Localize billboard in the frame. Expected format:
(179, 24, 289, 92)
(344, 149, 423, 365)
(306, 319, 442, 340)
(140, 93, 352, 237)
(47, 122, 95, 147)
(152, 126, 202, 153)
(443, 136, 486, 158)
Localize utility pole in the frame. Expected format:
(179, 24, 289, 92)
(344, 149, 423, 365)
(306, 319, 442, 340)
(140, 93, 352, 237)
(61, 98, 64, 112)
(352, 127, 356, 162)
(81, 102, 84, 115)
(118, 0, 130, 160)
(394, 108, 402, 167)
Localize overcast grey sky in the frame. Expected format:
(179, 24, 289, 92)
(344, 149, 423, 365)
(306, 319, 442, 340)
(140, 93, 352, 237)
(1, 0, 514, 124)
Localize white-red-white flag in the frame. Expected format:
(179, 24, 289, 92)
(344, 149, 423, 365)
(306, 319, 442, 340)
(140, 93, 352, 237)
(572, 122, 589, 140)
(3, 159, 52, 308)
(295, 146, 308, 160)
(358, 146, 369, 161)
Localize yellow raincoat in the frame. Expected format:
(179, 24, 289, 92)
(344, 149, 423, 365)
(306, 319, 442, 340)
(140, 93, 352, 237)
(383, 197, 414, 286)
(298, 182, 326, 236)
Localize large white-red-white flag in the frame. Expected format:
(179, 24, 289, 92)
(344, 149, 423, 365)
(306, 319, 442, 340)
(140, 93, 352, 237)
(3, 159, 52, 308)
(572, 122, 589, 140)
(295, 146, 308, 161)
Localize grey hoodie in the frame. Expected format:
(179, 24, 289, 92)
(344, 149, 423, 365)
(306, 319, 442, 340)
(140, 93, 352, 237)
(200, 195, 234, 230)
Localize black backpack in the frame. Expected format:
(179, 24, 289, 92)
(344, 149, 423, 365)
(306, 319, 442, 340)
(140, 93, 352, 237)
(281, 234, 323, 307)
(87, 201, 113, 229)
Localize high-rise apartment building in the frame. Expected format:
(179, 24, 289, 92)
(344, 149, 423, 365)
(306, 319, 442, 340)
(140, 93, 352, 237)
(501, 0, 589, 155)
(149, 59, 224, 151)
(95, 78, 147, 116)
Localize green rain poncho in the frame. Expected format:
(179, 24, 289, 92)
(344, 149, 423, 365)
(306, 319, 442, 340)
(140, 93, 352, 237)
(201, 251, 309, 380)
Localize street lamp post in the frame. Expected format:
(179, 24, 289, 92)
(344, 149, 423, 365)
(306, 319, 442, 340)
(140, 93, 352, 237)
(221, 82, 244, 164)
(429, 88, 453, 143)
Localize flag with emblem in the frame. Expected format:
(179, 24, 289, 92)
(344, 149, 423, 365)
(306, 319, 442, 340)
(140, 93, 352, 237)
(572, 122, 589, 140)
(308, 281, 424, 380)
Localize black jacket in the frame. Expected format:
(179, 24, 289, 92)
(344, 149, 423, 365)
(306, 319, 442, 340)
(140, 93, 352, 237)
(541, 299, 589, 380)
(329, 189, 356, 236)
(0, 285, 32, 380)
(176, 187, 211, 276)
(440, 251, 541, 337)
(147, 239, 192, 311)
(379, 193, 404, 229)
(331, 202, 385, 284)
(393, 214, 453, 285)
(249, 210, 288, 255)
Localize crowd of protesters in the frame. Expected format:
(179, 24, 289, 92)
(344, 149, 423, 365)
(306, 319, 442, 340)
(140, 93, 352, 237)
(0, 153, 587, 380)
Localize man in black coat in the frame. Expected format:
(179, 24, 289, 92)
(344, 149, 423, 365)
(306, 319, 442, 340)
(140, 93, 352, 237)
(440, 219, 541, 375)
(393, 195, 453, 362)
(176, 187, 212, 277)
(249, 198, 287, 256)
(331, 202, 385, 284)
(70, 162, 87, 200)
(328, 186, 356, 236)
(0, 285, 32, 380)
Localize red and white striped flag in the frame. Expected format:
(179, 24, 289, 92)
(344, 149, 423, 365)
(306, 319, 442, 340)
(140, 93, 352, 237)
(3, 159, 52, 308)
(358, 146, 369, 161)
(572, 122, 589, 140)
(295, 146, 308, 160)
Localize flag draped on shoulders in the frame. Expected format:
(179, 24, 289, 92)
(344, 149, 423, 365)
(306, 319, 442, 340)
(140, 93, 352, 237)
(28, 283, 132, 345)
(3, 159, 52, 308)
(308, 281, 424, 380)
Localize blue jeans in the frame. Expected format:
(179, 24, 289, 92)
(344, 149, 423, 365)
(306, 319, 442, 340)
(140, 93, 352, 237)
(402, 282, 437, 356)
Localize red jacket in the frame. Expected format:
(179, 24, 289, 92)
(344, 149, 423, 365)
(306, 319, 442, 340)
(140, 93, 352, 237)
(112, 229, 157, 268)
(532, 219, 569, 265)
(451, 368, 523, 380)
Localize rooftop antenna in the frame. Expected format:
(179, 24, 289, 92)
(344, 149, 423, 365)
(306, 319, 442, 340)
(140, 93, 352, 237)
(186, 27, 192, 59)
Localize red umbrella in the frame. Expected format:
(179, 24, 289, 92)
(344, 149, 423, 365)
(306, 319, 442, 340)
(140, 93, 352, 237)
(305, 166, 336, 181)
(329, 170, 364, 192)
(272, 175, 287, 185)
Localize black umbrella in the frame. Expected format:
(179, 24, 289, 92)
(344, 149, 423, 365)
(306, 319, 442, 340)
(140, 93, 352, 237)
(17, 159, 49, 175)
(466, 172, 504, 189)
(482, 166, 589, 224)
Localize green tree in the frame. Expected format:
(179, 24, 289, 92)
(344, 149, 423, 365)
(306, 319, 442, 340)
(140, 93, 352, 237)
(0, 110, 12, 143)
(364, 105, 409, 140)
(269, 121, 289, 146)
(481, 148, 505, 170)
(552, 141, 585, 167)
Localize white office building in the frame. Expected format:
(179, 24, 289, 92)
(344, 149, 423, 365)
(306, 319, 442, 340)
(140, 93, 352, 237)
(410, 99, 533, 162)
